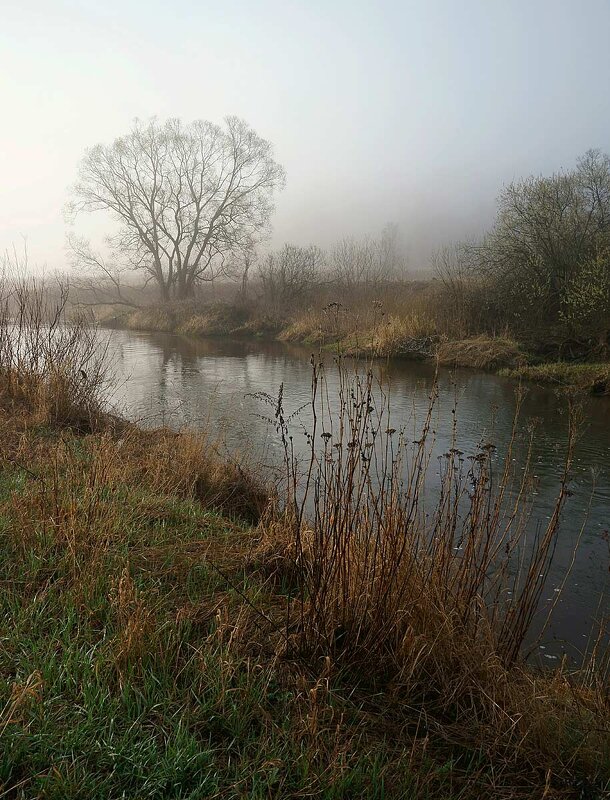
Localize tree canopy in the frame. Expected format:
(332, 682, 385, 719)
(71, 117, 285, 300)
(435, 150, 610, 354)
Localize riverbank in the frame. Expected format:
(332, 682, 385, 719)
(1, 352, 609, 797)
(103, 301, 610, 395)
(499, 362, 610, 395)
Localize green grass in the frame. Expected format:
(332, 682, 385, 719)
(0, 420, 607, 799)
(0, 432, 448, 799)
(499, 361, 610, 393)
(0, 594, 429, 799)
(4, 279, 608, 797)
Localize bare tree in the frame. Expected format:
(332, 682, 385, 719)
(331, 224, 407, 291)
(431, 241, 489, 334)
(331, 237, 375, 289)
(238, 246, 256, 300)
(67, 235, 143, 309)
(378, 222, 407, 281)
(259, 244, 325, 309)
(69, 117, 285, 301)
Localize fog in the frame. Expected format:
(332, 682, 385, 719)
(2, 0, 610, 272)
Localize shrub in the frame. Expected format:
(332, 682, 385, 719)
(0, 276, 109, 431)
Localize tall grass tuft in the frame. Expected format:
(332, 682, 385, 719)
(257, 358, 608, 781)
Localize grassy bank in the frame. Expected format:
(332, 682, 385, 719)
(499, 362, 610, 395)
(108, 298, 523, 368)
(105, 297, 610, 394)
(5, 282, 607, 798)
(2, 387, 609, 798)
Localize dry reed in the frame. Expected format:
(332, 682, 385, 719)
(255, 358, 608, 786)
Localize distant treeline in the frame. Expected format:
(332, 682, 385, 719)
(244, 150, 610, 358)
(68, 145, 610, 361)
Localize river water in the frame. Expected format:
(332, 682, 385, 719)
(103, 328, 609, 664)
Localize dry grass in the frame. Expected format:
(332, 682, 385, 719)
(115, 283, 442, 359)
(5, 395, 607, 796)
(175, 312, 218, 336)
(0, 276, 109, 431)
(1, 281, 608, 797)
(437, 335, 526, 370)
(121, 426, 271, 523)
(125, 300, 254, 338)
(278, 310, 329, 344)
(359, 312, 437, 356)
(279, 304, 438, 358)
(252, 361, 609, 795)
(126, 304, 175, 332)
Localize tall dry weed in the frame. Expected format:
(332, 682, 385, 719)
(0, 272, 109, 430)
(255, 359, 608, 781)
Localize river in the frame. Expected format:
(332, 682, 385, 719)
(103, 328, 609, 665)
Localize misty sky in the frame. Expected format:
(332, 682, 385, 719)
(2, 0, 610, 272)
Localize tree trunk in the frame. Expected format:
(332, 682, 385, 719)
(175, 280, 195, 301)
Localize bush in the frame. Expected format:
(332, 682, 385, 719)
(0, 276, 109, 431)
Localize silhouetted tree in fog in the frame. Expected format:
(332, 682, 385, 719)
(69, 117, 285, 301)
(330, 223, 407, 291)
(259, 244, 325, 309)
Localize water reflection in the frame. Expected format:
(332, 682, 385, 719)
(105, 329, 609, 664)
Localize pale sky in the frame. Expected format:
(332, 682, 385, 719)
(2, 0, 610, 271)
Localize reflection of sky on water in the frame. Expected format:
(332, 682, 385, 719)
(103, 329, 609, 665)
